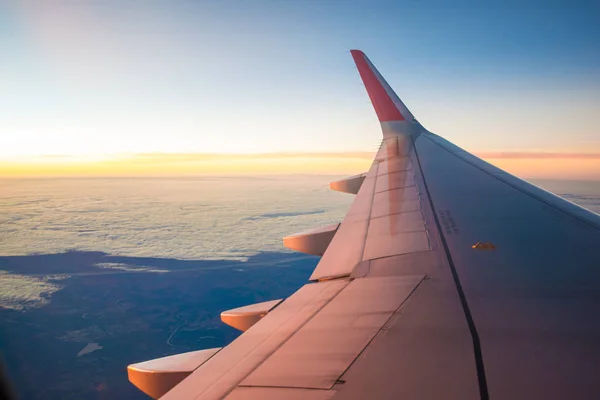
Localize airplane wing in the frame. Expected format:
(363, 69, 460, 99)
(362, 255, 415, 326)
(128, 50, 600, 400)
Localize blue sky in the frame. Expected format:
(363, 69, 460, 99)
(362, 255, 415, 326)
(1, 0, 599, 159)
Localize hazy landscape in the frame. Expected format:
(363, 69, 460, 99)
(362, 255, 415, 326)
(1, 176, 599, 399)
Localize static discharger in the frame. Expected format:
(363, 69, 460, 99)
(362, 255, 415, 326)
(472, 241, 496, 250)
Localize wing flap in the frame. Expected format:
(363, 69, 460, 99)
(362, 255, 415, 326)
(162, 280, 348, 399)
(240, 275, 424, 389)
(225, 387, 336, 400)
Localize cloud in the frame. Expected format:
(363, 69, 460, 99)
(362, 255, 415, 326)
(0, 272, 63, 310)
(95, 263, 168, 274)
(243, 210, 326, 221)
(0, 176, 353, 261)
(558, 194, 600, 207)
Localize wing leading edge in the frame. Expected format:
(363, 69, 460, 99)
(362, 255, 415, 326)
(129, 51, 600, 400)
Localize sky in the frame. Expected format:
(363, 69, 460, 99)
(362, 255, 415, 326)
(1, 0, 599, 178)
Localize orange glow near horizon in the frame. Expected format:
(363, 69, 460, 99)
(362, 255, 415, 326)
(1, 151, 599, 180)
(483, 157, 600, 181)
(0, 153, 375, 178)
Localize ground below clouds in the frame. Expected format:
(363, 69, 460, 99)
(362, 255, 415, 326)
(1, 251, 318, 400)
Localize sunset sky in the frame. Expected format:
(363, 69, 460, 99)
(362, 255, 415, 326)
(1, 1, 599, 179)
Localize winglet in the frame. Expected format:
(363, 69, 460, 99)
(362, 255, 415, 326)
(350, 50, 413, 123)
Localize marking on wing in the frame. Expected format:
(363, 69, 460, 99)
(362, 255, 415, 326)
(439, 210, 460, 235)
(471, 242, 496, 250)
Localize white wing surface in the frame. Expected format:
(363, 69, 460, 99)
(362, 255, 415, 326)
(128, 50, 600, 400)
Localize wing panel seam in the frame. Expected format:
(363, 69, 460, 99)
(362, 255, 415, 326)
(412, 135, 490, 400)
(331, 275, 426, 389)
(359, 162, 380, 262)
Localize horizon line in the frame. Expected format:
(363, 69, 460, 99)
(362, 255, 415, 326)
(4, 150, 600, 162)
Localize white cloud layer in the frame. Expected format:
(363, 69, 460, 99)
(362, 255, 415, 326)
(0, 271, 63, 310)
(1, 176, 598, 311)
(0, 176, 353, 261)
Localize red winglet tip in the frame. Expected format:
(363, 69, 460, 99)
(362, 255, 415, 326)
(350, 50, 405, 122)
